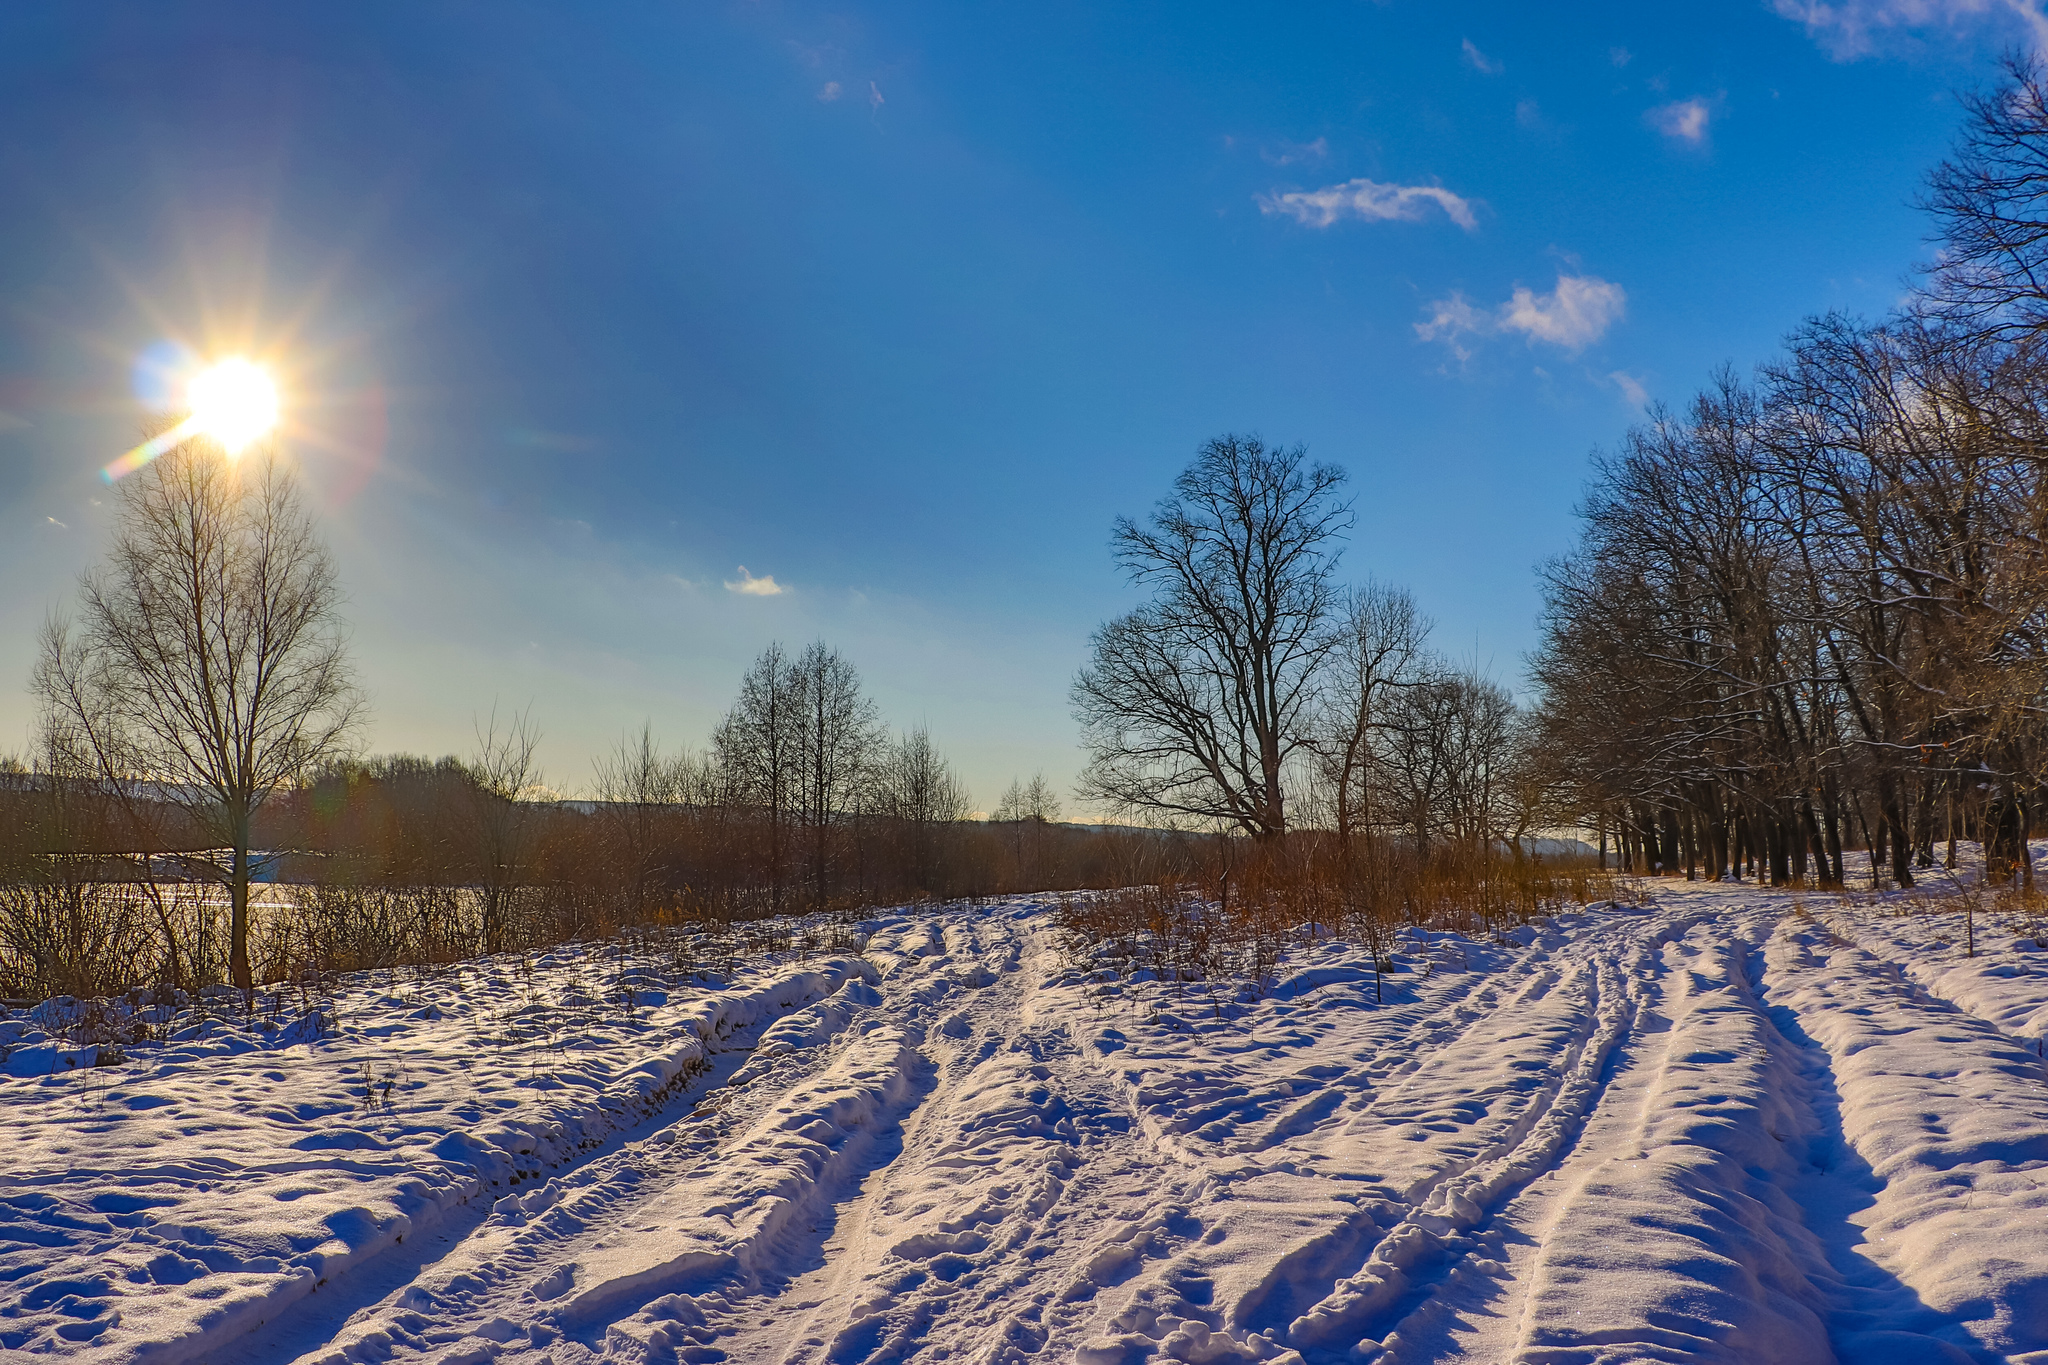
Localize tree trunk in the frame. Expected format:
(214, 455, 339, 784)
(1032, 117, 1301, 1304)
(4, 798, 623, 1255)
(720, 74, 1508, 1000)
(1881, 775, 1913, 889)
(230, 804, 253, 991)
(1768, 813, 1792, 886)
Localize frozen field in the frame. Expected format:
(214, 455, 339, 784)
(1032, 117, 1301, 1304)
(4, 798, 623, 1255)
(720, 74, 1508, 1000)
(11, 875, 2048, 1364)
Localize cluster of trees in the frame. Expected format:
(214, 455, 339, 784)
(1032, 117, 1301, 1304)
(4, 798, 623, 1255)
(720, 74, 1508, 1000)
(1530, 56, 2048, 888)
(1072, 435, 1546, 859)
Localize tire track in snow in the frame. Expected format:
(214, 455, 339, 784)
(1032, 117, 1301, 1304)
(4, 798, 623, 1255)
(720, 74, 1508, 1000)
(3, 954, 885, 1365)
(1053, 910, 1707, 1365)
(711, 914, 1211, 1365)
(1469, 914, 1843, 1364)
(1107, 933, 1562, 1170)
(1279, 943, 1641, 1358)
(1819, 901, 2048, 1046)
(233, 954, 929, 1365)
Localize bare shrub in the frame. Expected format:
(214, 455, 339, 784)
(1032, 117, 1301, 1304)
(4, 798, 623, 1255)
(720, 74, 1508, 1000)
(1056, 837, 1615, 1007)
(0, 881, 162, 1000)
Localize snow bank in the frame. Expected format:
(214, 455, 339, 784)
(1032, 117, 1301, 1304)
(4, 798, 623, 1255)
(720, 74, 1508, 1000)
(1767, 917, 2048, 1361)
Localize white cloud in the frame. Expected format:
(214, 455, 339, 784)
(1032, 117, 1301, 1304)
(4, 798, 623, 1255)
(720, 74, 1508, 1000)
(1260, 137, 1328, 166)
(1646, 97, 1713, 144)
(1609, 370, 1652, 408)
(818, 81, 842, 102)
(1516, 98, 1544, 129)
(869, 81, 885, 112)
(1258, 177, 1478, 231)
(1417, 273, 1627, 356)
(1462, 38, 1504, 74)
(725, 566, 787, 597)
(1501, 275, 1628, 349)
(1771, 0, 2048, 59)
(45, 516, 66, 530)
(1610, 45, 1634, 67)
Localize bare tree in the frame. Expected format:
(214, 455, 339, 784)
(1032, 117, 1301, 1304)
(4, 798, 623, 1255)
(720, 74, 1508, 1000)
(879, 726, 969, 891)
(996, 772, 1063, 887)
(791, 641, 883, 908)
(1921, 53, 2048, 339)
(593, 723, 685, 918)
(713, 643, 802, 908)
(1316, 581, 1430, 845)
(1073, 435, 1352, 839)
(468, 704, 542, 952)
(35, 446, 362, 989)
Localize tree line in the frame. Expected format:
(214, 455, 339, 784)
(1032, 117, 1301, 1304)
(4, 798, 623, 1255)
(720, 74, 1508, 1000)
(1530, 55, 2048, 889)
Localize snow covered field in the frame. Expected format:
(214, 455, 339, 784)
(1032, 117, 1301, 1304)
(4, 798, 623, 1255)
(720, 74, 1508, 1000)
(12, 875, 2048, 1364)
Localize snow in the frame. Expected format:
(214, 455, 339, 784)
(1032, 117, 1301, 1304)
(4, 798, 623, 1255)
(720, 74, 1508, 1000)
(14, 870, 2048, 1363)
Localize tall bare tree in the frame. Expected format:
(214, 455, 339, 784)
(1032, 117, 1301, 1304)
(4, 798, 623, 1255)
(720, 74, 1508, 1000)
(1073, 435, 1352, 839)
(791, 641, 882, 907)
(35, 446, 361, 989)
(713, 643, 802, 908)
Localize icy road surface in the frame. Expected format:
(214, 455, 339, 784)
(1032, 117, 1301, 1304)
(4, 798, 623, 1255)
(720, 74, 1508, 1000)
(13, 885, 2048, 1364)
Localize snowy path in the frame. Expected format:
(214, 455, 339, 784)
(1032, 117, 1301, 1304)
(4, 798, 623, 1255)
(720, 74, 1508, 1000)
(16, 884, 2048, 1363)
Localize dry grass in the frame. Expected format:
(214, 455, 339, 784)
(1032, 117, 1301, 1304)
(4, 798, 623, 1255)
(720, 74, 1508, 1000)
(1054, 839, 1618, 999)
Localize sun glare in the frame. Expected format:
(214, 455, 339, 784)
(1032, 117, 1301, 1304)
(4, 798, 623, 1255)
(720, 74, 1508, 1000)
(188, 358, 279, 456)
(103, 354, 284, 482)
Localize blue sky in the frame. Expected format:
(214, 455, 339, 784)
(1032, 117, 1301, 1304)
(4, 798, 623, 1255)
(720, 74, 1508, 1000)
(0, 0, 2036, 809)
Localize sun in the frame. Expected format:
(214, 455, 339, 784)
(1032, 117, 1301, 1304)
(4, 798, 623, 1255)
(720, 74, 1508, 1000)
(187, 358, 279, 456)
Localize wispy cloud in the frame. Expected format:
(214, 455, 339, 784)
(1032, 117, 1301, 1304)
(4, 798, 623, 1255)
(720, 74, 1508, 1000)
(818, 81, 842, 102)
(1415, 294, 1493, 363)
(1417, 274, 1628, 356)
(725, 566, 788, 597)
(45, 515, 67, 530)
(1771, 0, 2048, 59)
(1516, 98, 1545, 129)
(869, 81, 885, 113)
(1259, 177, 1478, 230)
(1610, 45, 1634, 67)
(1609, 370, 1652, 408)
(1259, 136, 1328, 167)
(1646, 97, 1714, 144)
(1462, 38, 1504, 74)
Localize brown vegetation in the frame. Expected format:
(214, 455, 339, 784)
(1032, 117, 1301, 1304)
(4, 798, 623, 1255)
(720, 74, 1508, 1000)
(1054, 837, 1616, 1005)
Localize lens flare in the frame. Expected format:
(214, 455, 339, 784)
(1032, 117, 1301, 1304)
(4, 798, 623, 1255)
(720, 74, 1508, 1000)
(104, 357, 281, 482)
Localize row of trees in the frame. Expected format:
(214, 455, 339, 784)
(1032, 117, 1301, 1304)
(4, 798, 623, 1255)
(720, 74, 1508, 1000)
(1530, 55, 2048, 888)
